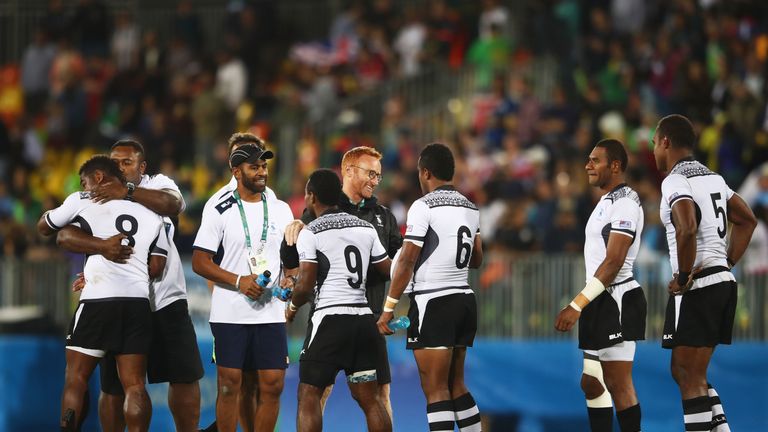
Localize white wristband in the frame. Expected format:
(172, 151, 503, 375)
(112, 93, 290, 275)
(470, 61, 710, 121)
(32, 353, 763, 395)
(383, 296, 399, 313)
(235, 275, 242, 290)
(579, 277, 606, 302)
(569, 301, 582, 312)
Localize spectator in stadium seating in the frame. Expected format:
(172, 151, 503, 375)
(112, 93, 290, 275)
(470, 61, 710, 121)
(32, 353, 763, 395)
(555, 139, 646, 432)
(653, 114, 756, 432)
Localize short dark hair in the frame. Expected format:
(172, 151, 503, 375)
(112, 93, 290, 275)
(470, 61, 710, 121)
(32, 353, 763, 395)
(594, 139, 628, 171)
(111, 139, 146, 161)
(418, 143, 454, 181)
(228, 132, 266, 154)
(307, 169, 342, 206)
(79, 155, 127, 183)
(657, 114, 696, 149)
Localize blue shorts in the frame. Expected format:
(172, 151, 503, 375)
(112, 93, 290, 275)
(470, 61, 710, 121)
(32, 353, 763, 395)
(210, 322, 288, 371)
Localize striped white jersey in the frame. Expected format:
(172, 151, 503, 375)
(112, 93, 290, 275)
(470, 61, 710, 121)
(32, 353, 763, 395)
(297, 210, 388, 312)
(45, 191, 168, 300)
(584, 184, 644, 283)
(403, 186, 480, 297)
(194, 189, 294, 324)
(138, 173, 187, 311)
(660, 159, 736, 288)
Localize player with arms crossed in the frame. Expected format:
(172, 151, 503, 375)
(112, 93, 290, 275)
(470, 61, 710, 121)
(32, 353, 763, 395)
(555, 139, 646, 432)
(38, 156, 168, 432)
(653, 114, 757, 432)
(286, 169, 392, 432)
(378, 143, 483, 432)
(58, 140, 203, 432)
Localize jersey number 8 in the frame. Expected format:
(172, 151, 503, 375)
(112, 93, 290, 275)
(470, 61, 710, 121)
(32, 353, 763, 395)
(115, 214, 139, 247)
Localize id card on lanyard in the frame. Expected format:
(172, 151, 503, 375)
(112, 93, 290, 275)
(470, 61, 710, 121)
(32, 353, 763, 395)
(233, 190, 269, 276)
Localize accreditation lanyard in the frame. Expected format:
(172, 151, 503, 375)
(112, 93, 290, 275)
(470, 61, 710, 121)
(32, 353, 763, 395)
(233, 190, 268, 256)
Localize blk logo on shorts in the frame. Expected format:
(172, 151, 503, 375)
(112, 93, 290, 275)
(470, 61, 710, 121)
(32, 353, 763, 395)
(663, 334, 673, 340)
(407, 337, 418, 343)
(608, 332, 622, 340)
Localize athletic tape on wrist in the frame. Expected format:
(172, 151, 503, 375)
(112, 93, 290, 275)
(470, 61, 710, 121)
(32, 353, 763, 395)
(569, 301, 582, 312)
(580, 277, 605, 302)
(235, 275, 242, 290)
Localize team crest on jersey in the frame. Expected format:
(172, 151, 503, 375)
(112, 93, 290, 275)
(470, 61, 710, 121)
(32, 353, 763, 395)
(79, 191, 91, 199)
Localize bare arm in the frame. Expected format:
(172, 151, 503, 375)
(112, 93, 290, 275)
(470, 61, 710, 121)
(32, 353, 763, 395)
(671, 199, 698, 274)
(469, 233, 484, 269)
(377, 241, 422, 335)
(555, 232, 632, 332)
(593, 233, 633, 286)
(90, 181, 183, 217)
(372, 257, 392, 277)
(285, 261, 317, 322)
(726, 194, 758, 266)
(37, 212, 55, 236)
(148, 255, 167, 279)
(56, 226, 133, 263)
(192, 249, 263, 299)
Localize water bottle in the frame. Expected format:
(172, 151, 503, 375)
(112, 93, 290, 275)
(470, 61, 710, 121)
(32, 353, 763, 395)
(256, 270, 271, 287)
(387, 316, 410, 331)
(272, 286, 292, 302)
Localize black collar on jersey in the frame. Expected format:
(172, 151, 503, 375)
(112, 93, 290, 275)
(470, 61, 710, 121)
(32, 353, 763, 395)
(608, 183, 627, 194)
(670, 155, 696, 171)
(339, 191, 378, 209)
(434, 184, 456, 192)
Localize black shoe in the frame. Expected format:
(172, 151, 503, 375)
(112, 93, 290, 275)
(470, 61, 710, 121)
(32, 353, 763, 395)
(199, 421, 217, 432)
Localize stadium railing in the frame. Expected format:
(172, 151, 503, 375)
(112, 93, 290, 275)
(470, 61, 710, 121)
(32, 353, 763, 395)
(3, 253, 765, 340)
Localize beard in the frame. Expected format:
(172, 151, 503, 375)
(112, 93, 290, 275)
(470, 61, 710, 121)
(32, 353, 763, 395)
(241, 174, 267, 194)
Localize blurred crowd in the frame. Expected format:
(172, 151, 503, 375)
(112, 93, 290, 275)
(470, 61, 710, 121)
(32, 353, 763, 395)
(0, 0, 767, 273)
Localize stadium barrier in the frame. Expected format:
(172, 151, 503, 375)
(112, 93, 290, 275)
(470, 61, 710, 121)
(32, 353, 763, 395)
(2, 253, 764, 340)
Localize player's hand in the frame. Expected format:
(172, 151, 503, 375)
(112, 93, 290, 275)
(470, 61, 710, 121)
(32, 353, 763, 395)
(72, 273, 85, 292)
(377, 311, 395, 336)
(240, 275, 264, 299)
(554, 304, 580, 332)
(284, 220, 305, 246)
(99, 233, 133, 263)
(279, 275, 297, 289)
(668, 268, 699, 295)
(90, 181, 129, 204)
(285, 305, 297, 322)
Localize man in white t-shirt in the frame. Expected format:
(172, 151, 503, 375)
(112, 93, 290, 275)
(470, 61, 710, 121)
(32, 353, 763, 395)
(652, 114, 757, 432)
(192, 143, 294, 432)
(378, 143, 484, 432)
(555, 139, 645, 432)
(38, 155, 168, 432)
(199, 132, 281, 432)
(57, 140, 203, 432)
(286, 169, 392, 431)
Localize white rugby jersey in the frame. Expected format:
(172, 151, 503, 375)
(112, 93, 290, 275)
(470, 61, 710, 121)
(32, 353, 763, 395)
(296, 210, 388, 312)
(139, 173, 187, 311)
(584, 184, 644, 284)
(404, 186, 480, 297)
(194, 189, 294, 324)
(45, 191, 168, 300)
(660, 159, 736, 288)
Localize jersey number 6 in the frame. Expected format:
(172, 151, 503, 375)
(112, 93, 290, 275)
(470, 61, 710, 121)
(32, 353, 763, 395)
(456, 225, 472, 269)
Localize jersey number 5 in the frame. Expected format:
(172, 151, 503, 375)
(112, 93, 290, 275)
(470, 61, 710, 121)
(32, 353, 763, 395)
(456, 226, 472, 269)
(710, 193, 727, 239)
(344, 245, 364, 289)
(116, 214, 139, 247)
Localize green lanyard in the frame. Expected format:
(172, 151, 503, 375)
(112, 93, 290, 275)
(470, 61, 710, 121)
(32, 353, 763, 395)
(233, 190, 268, 254)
